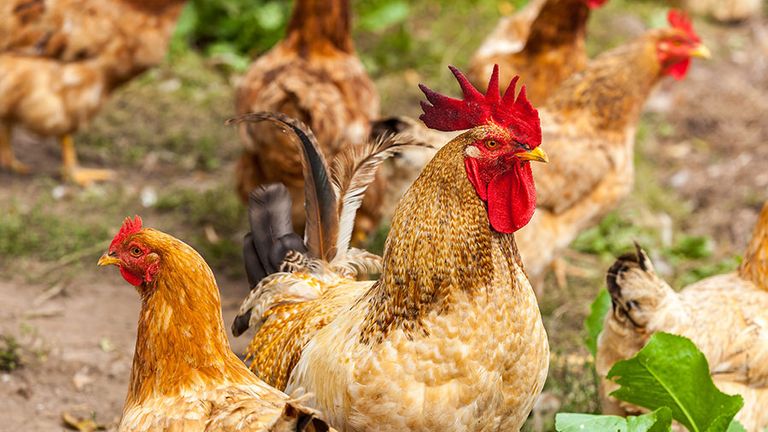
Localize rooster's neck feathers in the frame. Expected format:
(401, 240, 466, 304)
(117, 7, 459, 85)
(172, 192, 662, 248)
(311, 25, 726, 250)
(126, 233, 251, 406)
(285, 0, 353, 55)
(359, 138, 521, 343)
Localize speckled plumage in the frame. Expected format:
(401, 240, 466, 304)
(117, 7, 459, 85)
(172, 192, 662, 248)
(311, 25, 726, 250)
(104, 228, 332, 432)
(597, 204, 768, 431)
(287, 137, 549, 431)
(235, 0, 382, 240)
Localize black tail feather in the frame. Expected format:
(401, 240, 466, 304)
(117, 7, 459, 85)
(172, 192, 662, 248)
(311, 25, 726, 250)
(242, 184, 306, 289)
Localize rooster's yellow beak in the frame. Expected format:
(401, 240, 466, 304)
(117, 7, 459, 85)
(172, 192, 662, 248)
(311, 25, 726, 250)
(97, 253, 120, 267)
(517, 147, 549, 163)
(691, 44, 711, 59)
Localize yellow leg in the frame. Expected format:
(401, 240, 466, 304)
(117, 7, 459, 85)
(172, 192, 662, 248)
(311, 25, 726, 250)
(0, 124, 30, 174)
(60, 134, 114, 186)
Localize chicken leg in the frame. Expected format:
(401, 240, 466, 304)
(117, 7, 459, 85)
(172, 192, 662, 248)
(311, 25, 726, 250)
(0, 123, 30, 174)
(60, 134, 114, 186)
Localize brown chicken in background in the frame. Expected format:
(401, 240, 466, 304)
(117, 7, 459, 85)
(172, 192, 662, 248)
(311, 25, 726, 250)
(596, 202, 768, 432)
(0, 0, 186, 185)
(232, 66, 550, 431)
(235, 0, 382, 242)
(514, 10, 711, 290)
(97, 216, 332, 432)
(469, 0, 608, 105)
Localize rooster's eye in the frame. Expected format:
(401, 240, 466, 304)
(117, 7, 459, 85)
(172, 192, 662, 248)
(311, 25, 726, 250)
(485, 140, 498, 149)
(130, 247, 142, 257)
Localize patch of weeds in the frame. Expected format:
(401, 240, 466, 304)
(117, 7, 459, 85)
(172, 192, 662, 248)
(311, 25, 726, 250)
(571, 212, 658, 258)
(0, 202, 111, 261)
(155, 184, 245, 276)
(676, 255, 741, 287)
(0, 335, 22, 372)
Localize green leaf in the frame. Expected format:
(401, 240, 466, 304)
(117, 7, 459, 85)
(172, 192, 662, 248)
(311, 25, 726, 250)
(608, 333, 744, 432)
(359, 1, 410, 31)
(725, 420, 747, 432)
(584, 289, 612, 357)
(555, 408, 672, 432)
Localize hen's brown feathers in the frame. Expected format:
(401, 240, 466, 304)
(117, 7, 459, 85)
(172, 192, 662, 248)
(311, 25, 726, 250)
(469, 0, 597, 105)
(235, 0, 381, 241)
(514, 29, 684, 286)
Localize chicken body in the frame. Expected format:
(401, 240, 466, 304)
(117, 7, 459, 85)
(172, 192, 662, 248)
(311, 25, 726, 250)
(597, 204, 768, 432)
(515, 26, 707, 287)
(235, 0, 382, 239)
(99, 222, 331, 432)
(469, 0, 604, 105)
(0, 0, 186, 184)
(244, 134, 549, 431)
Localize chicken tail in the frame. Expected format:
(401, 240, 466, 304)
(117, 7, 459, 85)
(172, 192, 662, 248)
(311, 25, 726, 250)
(242, 184, 307, 288)
(606, 243, 672, 329)
(227, 112, 340, 262)
(263, 400, 334, 432)
(739, 202, 768, 290)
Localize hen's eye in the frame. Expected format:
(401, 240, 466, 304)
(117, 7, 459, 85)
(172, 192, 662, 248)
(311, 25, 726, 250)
(485, 140, 498, 149)
(130, 247, 142, 257)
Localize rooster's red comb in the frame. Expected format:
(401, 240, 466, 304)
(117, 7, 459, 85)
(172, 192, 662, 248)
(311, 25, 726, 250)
(110, 215, 143, 249)
(419, 65, 541, 147)
(668, 9, 700, 42)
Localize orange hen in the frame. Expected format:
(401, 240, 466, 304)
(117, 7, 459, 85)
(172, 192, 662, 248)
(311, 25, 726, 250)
(97, 216, 332, 432)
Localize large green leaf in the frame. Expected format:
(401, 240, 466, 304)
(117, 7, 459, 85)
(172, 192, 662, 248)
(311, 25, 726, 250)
(556, 408, 672, 432)
(608, 333, 743, 432)
(584, 289, 612, 357)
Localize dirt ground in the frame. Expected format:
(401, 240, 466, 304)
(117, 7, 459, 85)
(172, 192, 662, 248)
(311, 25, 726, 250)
(1, 5, 767, 432)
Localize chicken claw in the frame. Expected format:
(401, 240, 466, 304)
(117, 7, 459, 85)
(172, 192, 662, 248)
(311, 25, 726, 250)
(60, 134, 114, 186)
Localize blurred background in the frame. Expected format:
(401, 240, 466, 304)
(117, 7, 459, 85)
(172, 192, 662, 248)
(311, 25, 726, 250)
(0, 0, 767, 430)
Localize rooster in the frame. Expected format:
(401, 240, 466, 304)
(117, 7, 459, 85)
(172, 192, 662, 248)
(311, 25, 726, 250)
(596, 202, 768, 432)
(0, 0, 186, 185)
(513, 10, 711, 289)
(232, 66, 550, 431)
(235, 0, 383, 243)
(97, 216, 333, 432)
(469, 0, 608, 105)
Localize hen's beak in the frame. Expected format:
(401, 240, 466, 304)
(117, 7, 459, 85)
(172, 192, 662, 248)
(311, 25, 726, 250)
(97, 253, 120, 267)
(517, 147, 549, 163)
(691, 43, 711, 59)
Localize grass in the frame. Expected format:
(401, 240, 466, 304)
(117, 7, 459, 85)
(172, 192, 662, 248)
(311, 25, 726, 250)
(0, 335, 22, 372)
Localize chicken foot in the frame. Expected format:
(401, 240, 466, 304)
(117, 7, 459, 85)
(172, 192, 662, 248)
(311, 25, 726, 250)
(60, 134, 114, 186)
(0, 123, 30, 174)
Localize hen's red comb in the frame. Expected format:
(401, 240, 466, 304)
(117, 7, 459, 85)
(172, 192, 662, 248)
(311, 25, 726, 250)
(110, 216, 143, 249)
(419, 65, 542, 147)
(585, 0, 608, 9)
(668, 9, 699, 42)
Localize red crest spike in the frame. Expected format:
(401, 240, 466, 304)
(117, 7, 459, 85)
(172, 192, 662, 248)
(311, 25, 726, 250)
(419, 65, 542, 147)
(110, 215, 143, 249)
(668, 9, 700, 43)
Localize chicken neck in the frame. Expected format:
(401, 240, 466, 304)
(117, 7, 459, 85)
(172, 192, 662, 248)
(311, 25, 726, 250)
(125, 235, 251, 406)
(285, 0, 353, 56)
(545, 34, 664, 132)
(525, 0, 591, 54)
(359, 138, 524, 343)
